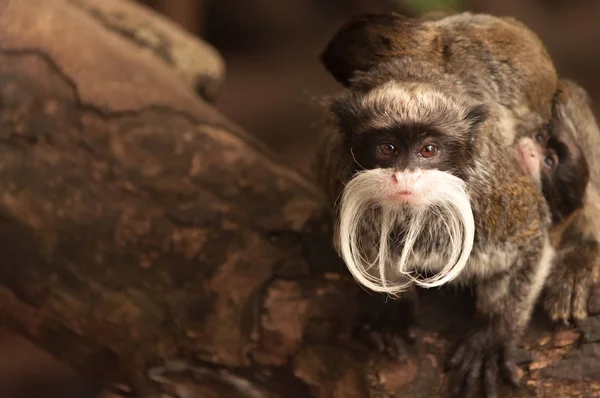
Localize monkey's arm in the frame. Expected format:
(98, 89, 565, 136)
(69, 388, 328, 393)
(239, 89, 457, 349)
(448, 242, 553, 398)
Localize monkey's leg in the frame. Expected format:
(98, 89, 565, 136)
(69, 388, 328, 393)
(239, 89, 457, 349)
(354, 286, 419, 360)
(447, 252, 550, 398)
(543, 238, 600, 323)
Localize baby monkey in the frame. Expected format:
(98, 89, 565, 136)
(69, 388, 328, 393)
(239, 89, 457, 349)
(316, 12, 557, 398)
(513, 84, 589, 230)
(518, 80, 598, 323)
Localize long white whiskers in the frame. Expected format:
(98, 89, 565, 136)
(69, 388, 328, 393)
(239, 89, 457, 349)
(335, 168, 475, 294)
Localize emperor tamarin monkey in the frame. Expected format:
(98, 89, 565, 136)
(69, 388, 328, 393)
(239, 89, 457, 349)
(315, 12, 557, 398)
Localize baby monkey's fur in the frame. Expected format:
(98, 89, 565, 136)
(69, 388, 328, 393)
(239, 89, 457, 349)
(315, 12, 560, 398)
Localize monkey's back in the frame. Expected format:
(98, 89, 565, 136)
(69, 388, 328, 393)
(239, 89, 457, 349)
(427, 12, 557, 121)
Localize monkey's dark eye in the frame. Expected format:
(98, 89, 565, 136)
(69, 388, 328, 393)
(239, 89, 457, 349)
(378, 143, 397, 157)
(544, 151, 558, 169)
(419, 144, 439, 159)
(535, 133, 545, 144)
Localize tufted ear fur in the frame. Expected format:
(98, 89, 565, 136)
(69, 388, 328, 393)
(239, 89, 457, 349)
(320, 13, 436, 87)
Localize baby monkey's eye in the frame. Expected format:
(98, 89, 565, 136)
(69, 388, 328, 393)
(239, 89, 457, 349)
(535, 133, 545, 144)
(419, 144, 439, 159)
(544, 151, 558, 169)
(378, 142, 397, 157)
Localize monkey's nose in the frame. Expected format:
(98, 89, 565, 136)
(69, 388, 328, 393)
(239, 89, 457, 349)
(393, 170, 422, 184)
(392, 171, 401, 183)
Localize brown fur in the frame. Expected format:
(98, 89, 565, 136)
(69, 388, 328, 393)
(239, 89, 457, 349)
(316, 11, 557, 398)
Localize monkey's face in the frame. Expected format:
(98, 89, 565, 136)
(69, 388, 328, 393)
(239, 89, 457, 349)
(329, 81, 484, 293)
(514, 131, 557, 186)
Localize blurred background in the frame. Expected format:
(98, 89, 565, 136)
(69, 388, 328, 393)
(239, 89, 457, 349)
(3, 0, 600, 396)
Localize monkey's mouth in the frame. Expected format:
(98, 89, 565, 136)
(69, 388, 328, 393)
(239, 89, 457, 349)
(388, 190, 414, 202)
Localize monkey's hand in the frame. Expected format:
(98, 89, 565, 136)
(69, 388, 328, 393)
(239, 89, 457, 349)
(446, 327, 520, 398)
(356, 319, 415, 360)
(354, 288, 418, 361)
(543, 242, 599, 324)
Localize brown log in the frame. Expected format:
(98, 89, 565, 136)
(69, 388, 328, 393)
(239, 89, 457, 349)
(18, 0, 225, 103)
(0, 0, 600, 397)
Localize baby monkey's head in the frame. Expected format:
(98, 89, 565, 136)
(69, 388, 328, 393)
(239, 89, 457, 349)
(329, 79, 486, 293)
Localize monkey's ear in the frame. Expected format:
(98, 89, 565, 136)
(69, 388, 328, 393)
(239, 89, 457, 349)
(465, 104, 489, 128)
(320, 13, 422, 86)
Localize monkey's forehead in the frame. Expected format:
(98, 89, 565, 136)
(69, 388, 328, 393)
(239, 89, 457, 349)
(336, 81, 478, 131)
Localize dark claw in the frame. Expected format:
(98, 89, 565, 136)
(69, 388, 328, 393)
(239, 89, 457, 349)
(500, 347, 516, 379)
(449, 349, 476, 397)
(501, 358, 521, 388)
(446, 343, 466, 370)
(466, 357, 483, 396)
(484, 358, 499, 398)
(572, 270, 593, 321)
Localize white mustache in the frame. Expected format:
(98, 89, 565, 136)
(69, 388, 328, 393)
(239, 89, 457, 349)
(335, 168, 475, 294)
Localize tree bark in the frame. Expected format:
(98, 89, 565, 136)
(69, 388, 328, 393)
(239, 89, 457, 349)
(0, 0, 599, 397)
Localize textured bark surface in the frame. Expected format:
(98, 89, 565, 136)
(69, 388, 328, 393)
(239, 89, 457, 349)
(0, 0, 225, 104)
(69, 0, 223, 102)
(0, 0, 599, 397)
